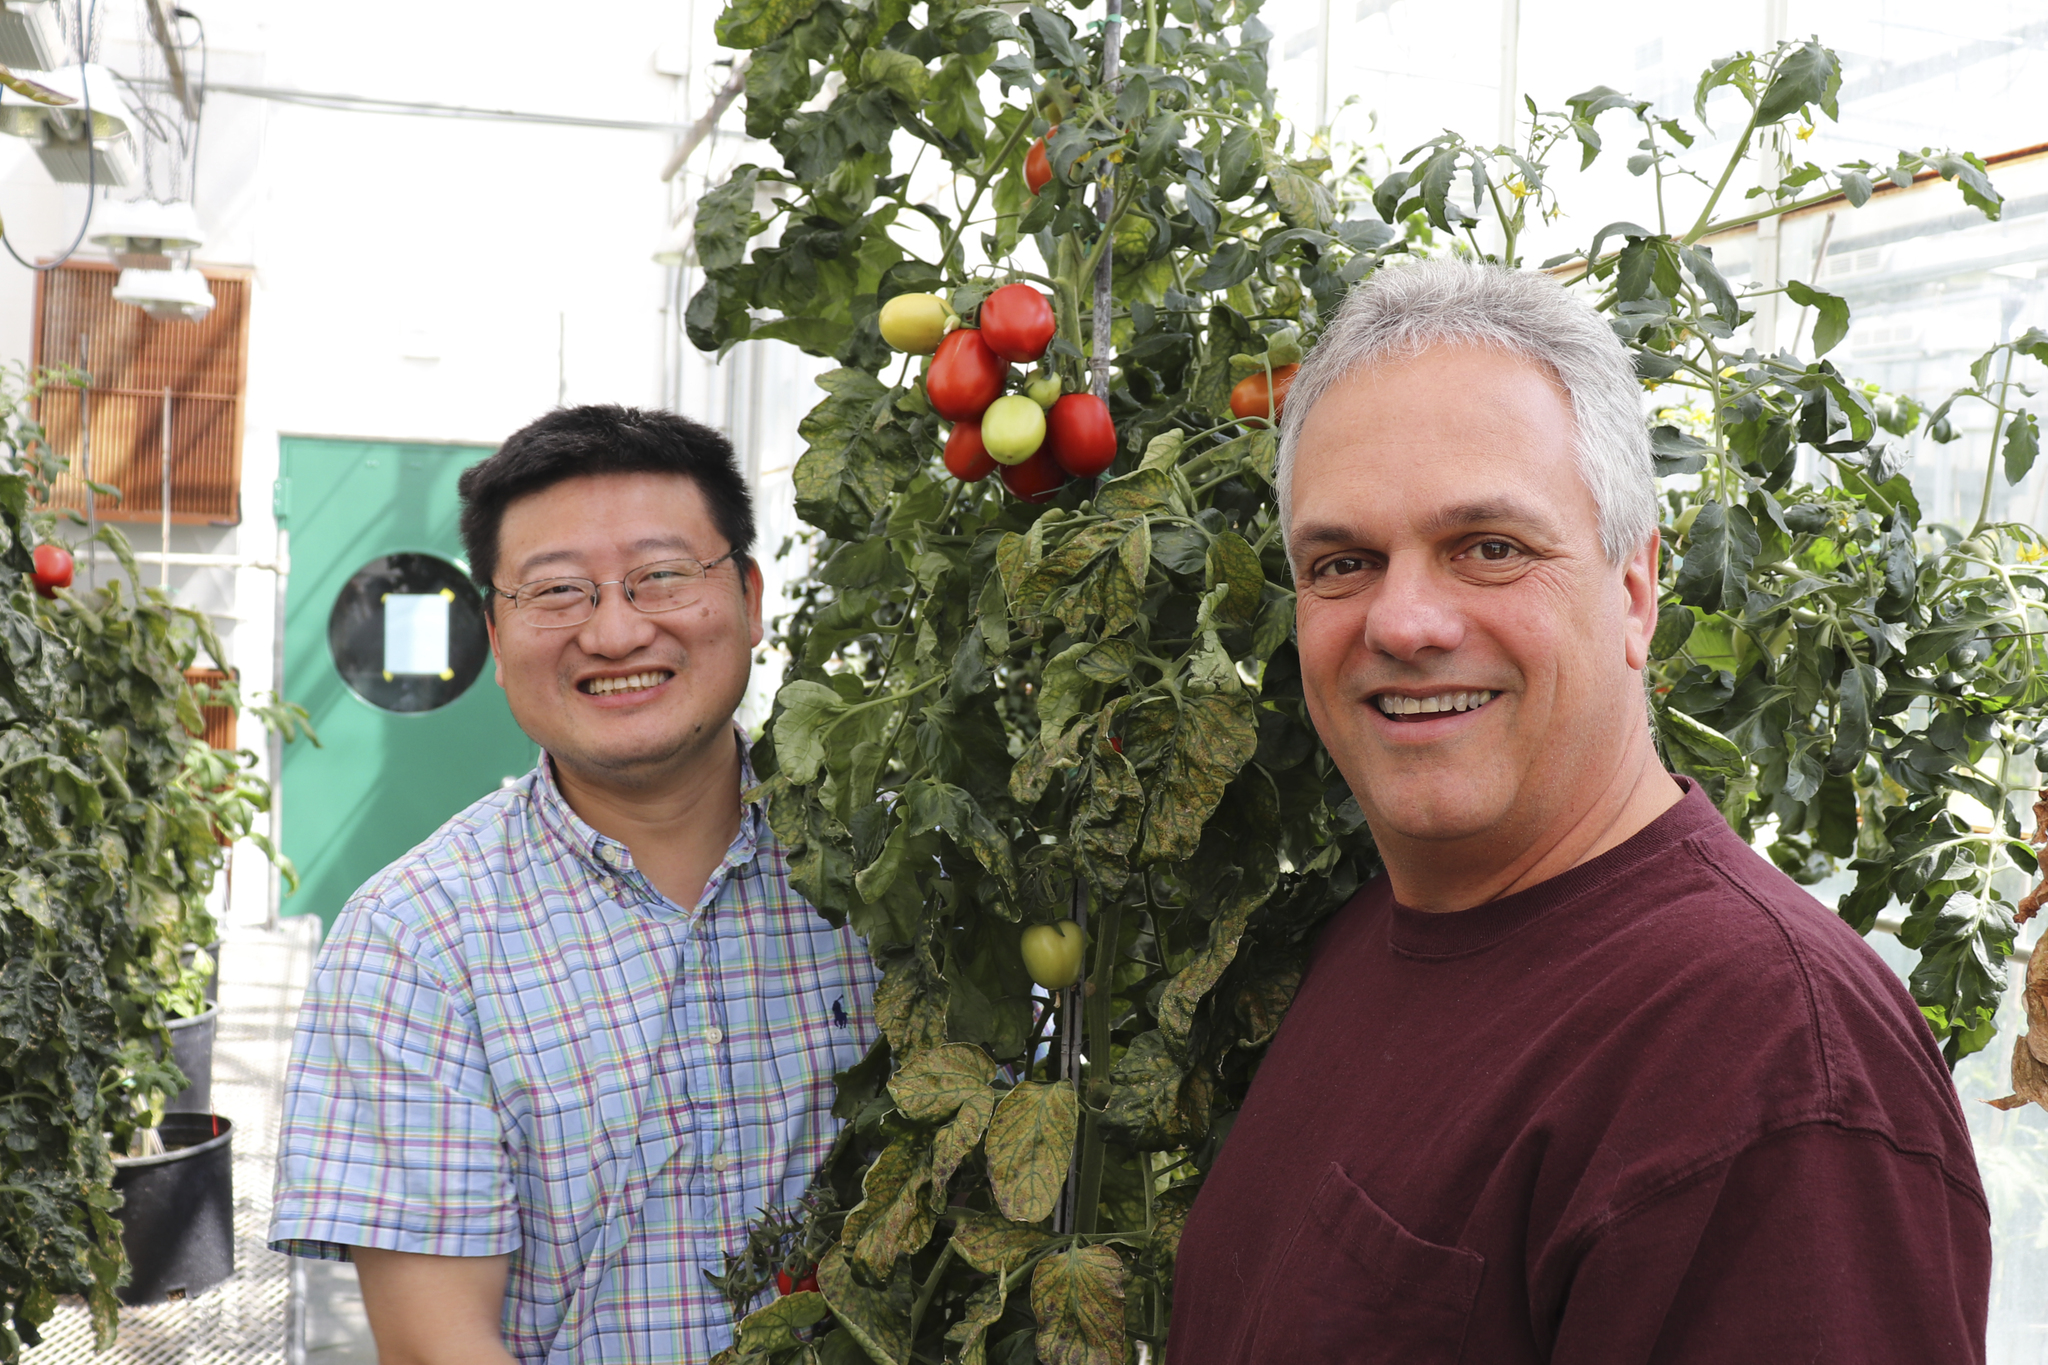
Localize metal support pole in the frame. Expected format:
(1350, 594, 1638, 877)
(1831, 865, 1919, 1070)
(1496, 0, 1519, 147)
(78, 333, 96, 587)
(266, 524, 290, 931)
(160, 385, 172, 589)
(1090, 0, 1123, 402)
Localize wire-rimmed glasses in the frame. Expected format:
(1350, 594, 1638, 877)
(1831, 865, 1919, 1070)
(491, 551, 742, 629)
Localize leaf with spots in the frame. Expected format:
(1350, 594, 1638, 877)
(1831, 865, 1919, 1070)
(948, 1208, 1053, 1275)
(818, 1245, 910, 1365)
(1032, 1244, 1127, 1365)
(1130, 694, 1260, 863)
(874, 951, 949, 1055)
(929, 1088, 997, 1207)
(842, 1138, 937, 1277)
(734, 1290, 829, 1355)
(888, 1042, 997, 1123)
(985, 1081, 1079, 1223)
(1204, 531, 1263, 625)
(945, 1277, 1012, 1365)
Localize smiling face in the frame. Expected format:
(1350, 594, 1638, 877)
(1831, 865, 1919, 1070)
(1287, 343, 1660, 869)
(486, 471, 762, 791)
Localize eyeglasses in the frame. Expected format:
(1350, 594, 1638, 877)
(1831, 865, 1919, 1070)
(491, 552, 741, 629)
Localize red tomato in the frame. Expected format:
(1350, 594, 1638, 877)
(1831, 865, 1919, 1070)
(926, 329, 1009, 422)
(1109, 736, 1124, 755)
(777, 1267, 818, 1295)
(1045, 393, 1117, 477)
(1025, 132, 1054, 195)
(943, 422, 997, 482)
(31, 543, 73, 598)
(1229, 364, 1300, 423)
(999, 447, 1067, 503)
(980, 284, 1057, 364)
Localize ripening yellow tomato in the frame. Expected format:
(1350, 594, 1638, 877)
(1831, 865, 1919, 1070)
(879, 293, 952, 354)
(981, 394, 1047, 465)
(1021, 920, 1086, 990)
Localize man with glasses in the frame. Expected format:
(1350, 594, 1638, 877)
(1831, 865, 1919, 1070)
(270, 406, 878, 1364)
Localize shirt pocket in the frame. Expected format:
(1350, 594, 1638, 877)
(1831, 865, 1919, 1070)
(1246, 1162, 1485, 1364)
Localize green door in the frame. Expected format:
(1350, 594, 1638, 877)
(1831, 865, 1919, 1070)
(279, 437, 537, 930)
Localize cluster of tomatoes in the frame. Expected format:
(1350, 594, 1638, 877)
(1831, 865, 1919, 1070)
(878, 282, 1118, 502)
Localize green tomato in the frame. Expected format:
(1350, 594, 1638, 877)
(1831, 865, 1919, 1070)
(1026, 373, 1064, 409)
(1020, 920, 1087, 990)
(1673, 504, 1702, 539)
(879, 293, 953, 354)
(981, 394, 1047, 465)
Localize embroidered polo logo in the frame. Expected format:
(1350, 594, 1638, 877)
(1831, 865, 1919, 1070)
(831, 997, 848, 1028)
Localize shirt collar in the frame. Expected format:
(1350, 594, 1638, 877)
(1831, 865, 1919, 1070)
(527, 728, 765, 913)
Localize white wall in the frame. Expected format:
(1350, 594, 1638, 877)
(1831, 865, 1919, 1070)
(0, 0, 773, 925)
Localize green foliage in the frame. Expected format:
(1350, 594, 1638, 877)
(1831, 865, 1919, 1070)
(0, 364, 306, 1359)
(692, 14, 2048, 1363)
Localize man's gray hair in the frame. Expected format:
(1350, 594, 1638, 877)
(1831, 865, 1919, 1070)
(1275, 258, 1657, 563)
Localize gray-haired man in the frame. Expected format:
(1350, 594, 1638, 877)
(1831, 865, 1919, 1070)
(1167, 260, 1989, 1363)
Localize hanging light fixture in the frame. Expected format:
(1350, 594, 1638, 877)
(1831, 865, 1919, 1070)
(0, 0, 65, 71)
(0, 63, 137, 186)
(112, 266, 213, 322)
(90, 199, 204, 267)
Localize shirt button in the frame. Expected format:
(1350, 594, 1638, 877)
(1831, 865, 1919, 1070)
(710, 1152, 731, 1173)
(703, 1026, 724, 1046)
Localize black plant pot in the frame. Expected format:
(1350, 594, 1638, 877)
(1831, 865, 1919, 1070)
(164, 1004, 218, 1116)
(112, 1113, 234, 1305)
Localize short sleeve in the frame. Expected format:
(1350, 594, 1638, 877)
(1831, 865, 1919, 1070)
(268, 896, 519, 1262)
(1551, 1121, 1990, 1365)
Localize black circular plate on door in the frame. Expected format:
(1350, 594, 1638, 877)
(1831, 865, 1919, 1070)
(328, 553, 490, 713)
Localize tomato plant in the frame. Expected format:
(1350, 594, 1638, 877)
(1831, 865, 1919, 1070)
(688, 5, 2044, 1357)
(0, 363, 310, 1360)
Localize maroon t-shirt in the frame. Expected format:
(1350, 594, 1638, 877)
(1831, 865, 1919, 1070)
(1167, 779, 1989, 1364)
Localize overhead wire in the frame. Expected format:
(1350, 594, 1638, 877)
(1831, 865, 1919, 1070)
(175, 8, 205, 208)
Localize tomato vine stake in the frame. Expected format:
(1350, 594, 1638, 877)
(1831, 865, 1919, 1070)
(689, 13, 2047, 1360)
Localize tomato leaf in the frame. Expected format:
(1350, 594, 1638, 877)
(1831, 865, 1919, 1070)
(984, 1081, 1078, 1223)
(1031, 1244, 1127, 1365)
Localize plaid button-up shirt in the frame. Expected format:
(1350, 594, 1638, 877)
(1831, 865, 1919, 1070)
(269, 749, 879, 1363)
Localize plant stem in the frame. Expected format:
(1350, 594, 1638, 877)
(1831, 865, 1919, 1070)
(1071, 898, 1124, 1234)
(907, 1240, 956, 1342)
(1975, 344, 2017, 535)
(1683, 107, 1761, 244)
(938, 116, 1034, 271)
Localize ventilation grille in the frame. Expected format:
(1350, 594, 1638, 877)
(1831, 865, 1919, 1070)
(184, 668, 239, 750)
(32, 260, 249, 525)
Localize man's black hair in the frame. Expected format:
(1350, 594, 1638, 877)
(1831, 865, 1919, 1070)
(458, 404, 755, 608)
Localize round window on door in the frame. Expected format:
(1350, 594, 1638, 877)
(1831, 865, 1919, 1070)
(329, 554, 491, 713)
